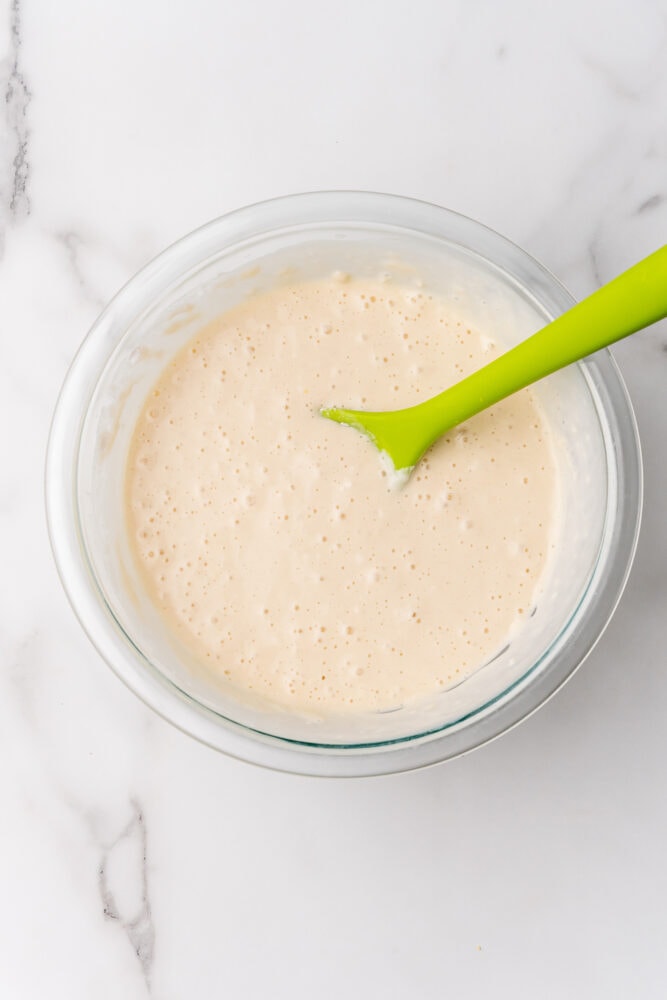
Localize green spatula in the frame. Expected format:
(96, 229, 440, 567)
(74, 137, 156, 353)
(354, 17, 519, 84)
(321, 245, 667, 474)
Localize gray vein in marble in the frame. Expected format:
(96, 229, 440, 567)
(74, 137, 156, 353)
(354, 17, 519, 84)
(6, 629, 42, 725)
(636, 193, 665, 215)
(587, 236, 603, 289)
(522, 120, 666, 290)
(55, 230, 108, 309)
(581, 53, 640, 102)
(98, 801, 155, 992)
(2, 0, 31, 219)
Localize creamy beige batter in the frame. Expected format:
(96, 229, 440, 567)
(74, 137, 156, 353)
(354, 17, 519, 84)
(126, 275, 556, 713)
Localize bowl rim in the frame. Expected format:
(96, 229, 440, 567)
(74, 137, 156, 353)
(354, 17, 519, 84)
(45, 190, 643, 777)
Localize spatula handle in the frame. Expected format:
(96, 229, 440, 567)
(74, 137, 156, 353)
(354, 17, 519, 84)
(423, 244, 667, 430)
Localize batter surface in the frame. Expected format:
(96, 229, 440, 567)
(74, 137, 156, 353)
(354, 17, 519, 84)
(126, 276, 556, 713)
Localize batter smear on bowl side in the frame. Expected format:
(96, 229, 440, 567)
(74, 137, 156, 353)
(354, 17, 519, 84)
(125, 275, 557, 714)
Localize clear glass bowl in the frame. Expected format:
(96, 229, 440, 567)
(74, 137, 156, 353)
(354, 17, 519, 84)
(45, 192, 642, 776)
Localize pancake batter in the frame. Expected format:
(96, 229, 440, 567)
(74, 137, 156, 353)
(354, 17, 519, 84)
(125, 275, 556, 713)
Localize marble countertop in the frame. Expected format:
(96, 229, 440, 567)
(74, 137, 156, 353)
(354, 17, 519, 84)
(2, 1, 666, 996)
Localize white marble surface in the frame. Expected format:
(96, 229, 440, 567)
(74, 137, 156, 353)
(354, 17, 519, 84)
(1, 1, 666, 996)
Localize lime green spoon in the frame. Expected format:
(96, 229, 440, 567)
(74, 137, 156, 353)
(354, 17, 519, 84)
(321, 245, 667, 474)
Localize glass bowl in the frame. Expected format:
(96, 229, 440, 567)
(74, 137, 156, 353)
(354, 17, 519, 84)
(45, 192, 642, 776)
